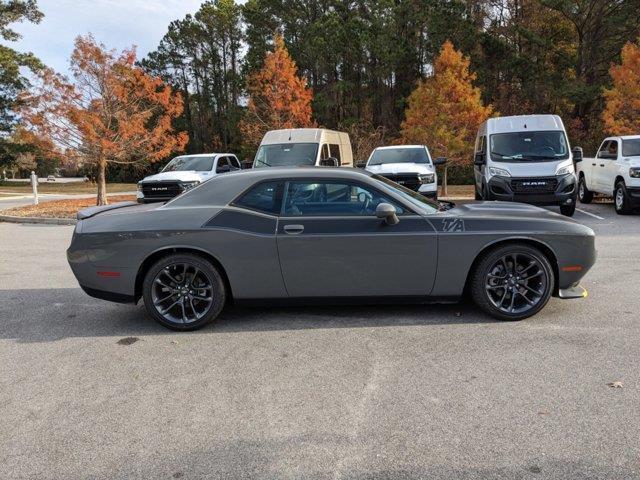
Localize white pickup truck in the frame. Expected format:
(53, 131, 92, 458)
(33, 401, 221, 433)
(577, 136, 640, 214)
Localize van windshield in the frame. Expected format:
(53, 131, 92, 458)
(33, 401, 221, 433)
(622, 139, 640, 157)
(162, 155, 215, 172)
(490, 131, 569, 162)
(368, 147, 430, 166)
(254, 143, 318, 168)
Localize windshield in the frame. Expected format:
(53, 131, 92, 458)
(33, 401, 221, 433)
(162, 155, 215, 172)
(373, 174, 439, 214)
(622, 139, 640, 157)
(368, 147, 431, 166)
(490, 131, 569, 162)
(254, 143, 319, 168)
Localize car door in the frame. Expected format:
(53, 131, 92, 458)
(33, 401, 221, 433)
(593, 141, 611, 192)
(601, 139, 620, 193)
(276, 179, 438, 298)
(473, 135, 487, 192)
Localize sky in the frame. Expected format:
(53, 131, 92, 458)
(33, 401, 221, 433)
(12, 0, 205, 74)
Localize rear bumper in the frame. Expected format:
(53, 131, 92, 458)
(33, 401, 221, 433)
(488, 174, 576, 205)
(81, 285, 136, 304)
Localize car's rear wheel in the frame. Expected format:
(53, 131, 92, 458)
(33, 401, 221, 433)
(142, 253, 226, 331)
(470, 244, 554, 321)
(578, 176, 593, 204)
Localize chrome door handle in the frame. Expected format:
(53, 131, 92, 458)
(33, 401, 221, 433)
(283, 224, 304, 234)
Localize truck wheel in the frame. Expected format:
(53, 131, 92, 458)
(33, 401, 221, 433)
(470, 244, 554, 321)
(578, 176, 593, 204)
(142, 253, 226, 331)
(560, 203, 576, 217)
(614, 181, 633, 215)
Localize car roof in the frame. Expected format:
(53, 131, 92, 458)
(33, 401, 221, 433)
(484, 115, 565, 134)
(173, 153, 235, 158)
(373, 145, 425, 150)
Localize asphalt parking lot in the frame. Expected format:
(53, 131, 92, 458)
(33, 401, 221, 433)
(1, 200, 639, 479)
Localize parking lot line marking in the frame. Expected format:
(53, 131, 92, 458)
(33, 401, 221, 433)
(576, 208, 604, 220)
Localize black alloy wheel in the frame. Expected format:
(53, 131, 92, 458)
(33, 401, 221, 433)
(470, 244, 554, 321)
(143, 253, 226, 331)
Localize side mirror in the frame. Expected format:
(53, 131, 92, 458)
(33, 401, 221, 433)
(434, 157, 447, 166)
(320, 157, 339, 167)
(572, 146, 583, 162)
(217, 164, 231, 174)
(355, 161, 367, 169)
(241, 161, 253, 170)
(376, 202, 399, 226)
(474, 153, 486, 166)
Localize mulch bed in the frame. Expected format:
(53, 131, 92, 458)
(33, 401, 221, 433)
(4, 195, 136, 219)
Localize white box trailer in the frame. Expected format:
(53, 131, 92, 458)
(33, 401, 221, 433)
(252, 128, 353, 168)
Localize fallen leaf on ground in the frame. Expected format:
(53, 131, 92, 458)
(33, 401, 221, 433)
(607, 381, 623, 388)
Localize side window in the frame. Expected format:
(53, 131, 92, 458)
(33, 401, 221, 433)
(597, 141, 611, 159)
(229, 156, 241, 169)
(329, 144, 341, 161)
(608, 141, 618, 158)
(234, 181, 284, 215)
(320, 144, 330, 160)
(216, 157, 229, 173)
(282, 180, 404, 217)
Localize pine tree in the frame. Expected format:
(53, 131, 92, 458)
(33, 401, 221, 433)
(239, 34, 314, 148)
(401, 41, 493, 196)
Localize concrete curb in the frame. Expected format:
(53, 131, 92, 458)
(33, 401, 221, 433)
(0, 214, 77, 225)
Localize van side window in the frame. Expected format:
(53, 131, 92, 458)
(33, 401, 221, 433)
(329, 144, 341, 161)
(320, 144, 330, 160)
(476, 136, 486, 153)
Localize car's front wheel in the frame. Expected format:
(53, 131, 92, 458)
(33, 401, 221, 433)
(614, 181, 633, 215)
(142, 253, 226, 331)
(470, 244, 554, 321)
(559, 203, 576, 217)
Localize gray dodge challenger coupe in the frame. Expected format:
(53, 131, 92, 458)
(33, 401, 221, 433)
(67, 167, 596, 330)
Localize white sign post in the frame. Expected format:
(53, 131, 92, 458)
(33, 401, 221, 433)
(30, 171, 39, 205)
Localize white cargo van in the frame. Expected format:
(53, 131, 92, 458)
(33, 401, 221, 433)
(473, 114, 581, 216)
(252, 128, 353, 168)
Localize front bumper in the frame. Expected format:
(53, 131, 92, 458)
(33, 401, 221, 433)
(488, 174, 576, 206)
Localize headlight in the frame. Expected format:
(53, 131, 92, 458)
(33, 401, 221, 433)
(418, 173, 435, 184)
(180, 181, 200, 191)
(555, 164, 575, 176)
(630, 168, 640, 178)
(489, 167, 511, 177)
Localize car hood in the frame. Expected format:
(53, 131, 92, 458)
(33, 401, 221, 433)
(141, 171, 212, 182)
(366, 163, 435, 174)
(449, 201, 573, 221)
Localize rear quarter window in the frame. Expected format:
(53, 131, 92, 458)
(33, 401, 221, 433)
(233, 181, 284, 215)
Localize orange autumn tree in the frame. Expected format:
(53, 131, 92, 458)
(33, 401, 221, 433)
(20, 35, 187, 205)
(401, 41, 493, 196)
(603, 40, 640, 135)
(240, 34, 314, 148)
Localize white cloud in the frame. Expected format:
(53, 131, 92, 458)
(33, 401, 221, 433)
(12, 0, 203, 73)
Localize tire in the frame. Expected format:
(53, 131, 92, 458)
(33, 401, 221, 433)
(560, 203, 576, 217)
(142, 253, 226, 331)
(577, 176, 593, 204)
(470, 244, 555, 321)
(614, 181, 633, 215)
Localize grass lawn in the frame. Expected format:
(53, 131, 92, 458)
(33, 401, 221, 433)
(441, 184, 474, 198)
(0, 181, 137, 195)
(4, 195, 137, 219)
